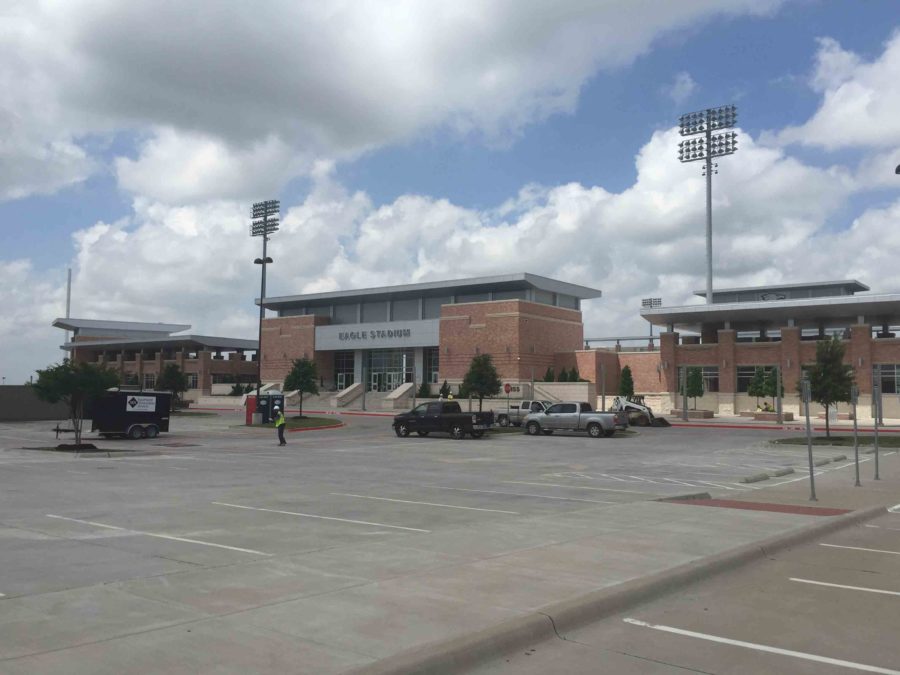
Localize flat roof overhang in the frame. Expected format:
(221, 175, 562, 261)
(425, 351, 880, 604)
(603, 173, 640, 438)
(64, 335, 258, 351)
(53, 318, 191, 334)
(259, 272, 601, 309)
(642, 294, 900, 333)
(691, 279, 869, 298)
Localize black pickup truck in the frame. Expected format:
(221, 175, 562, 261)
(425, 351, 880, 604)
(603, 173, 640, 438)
(393, 401, 494, 440)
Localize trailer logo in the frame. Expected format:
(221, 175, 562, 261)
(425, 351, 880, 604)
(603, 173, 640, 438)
(126, 396, 156, 412)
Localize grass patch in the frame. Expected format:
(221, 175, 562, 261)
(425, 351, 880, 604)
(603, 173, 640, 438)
(251, 416, 342, 430)
(772, 435, 900, 448)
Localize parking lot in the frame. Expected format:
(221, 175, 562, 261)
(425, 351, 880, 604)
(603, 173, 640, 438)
(0, 412, 894, 673)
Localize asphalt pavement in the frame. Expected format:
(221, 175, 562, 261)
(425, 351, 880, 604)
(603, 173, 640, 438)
(0, 412, 895, 674)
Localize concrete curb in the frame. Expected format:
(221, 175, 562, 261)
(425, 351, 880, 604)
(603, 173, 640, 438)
(348, 505, 885, 675)
(740, 472, 770, 483)
(770, 467, 795, 477)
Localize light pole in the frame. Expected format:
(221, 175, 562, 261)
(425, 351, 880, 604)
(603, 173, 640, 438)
(678, 105, 738, 304)
(642, 297, 661, 348)
(251, 199, 280, 415)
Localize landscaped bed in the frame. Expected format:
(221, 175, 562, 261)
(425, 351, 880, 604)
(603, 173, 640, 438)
(250, 416, 344, 431)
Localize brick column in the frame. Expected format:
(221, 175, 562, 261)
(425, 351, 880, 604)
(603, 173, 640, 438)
(199, 350, 212, 394)
(849, 324, 873, 393)
(717, 329, 737, 415)
(660, 332, 678, 394)
(779, 327, 801, 395)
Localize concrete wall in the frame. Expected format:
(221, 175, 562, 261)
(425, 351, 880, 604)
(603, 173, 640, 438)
(0, 385, 69, 421)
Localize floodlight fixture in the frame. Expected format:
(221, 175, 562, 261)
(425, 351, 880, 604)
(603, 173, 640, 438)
(250, 199, 280, 409)
(677, 104, 739, 306)
(641, 297, 662, 343)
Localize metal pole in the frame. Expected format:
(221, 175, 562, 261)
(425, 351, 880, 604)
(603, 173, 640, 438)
(361, 360, 367, 411)
(873, 379, 881, 481)
(776, 365, 783, 425)
(802, 376, 817, 501)
(705, 125, 713, 305)
(600, 362, 606, 410)
(681, 366, 688, 421)
(851, 385, 860, 487)
(256, 220, 269, 411)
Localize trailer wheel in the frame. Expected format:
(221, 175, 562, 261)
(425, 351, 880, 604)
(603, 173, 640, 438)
(145, 425, 159, 439)
(127, 425, 144, 440)
(587, 423, 602, 438)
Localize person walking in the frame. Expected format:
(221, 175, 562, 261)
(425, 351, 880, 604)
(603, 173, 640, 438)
(273, 405, 286, 446)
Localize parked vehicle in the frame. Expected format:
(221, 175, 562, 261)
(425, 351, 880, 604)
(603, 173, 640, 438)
(523, 401, 625, 438)
(496, 399, 552, 427)
(89, 390, 172, 439)
(393, 401, 494, 440)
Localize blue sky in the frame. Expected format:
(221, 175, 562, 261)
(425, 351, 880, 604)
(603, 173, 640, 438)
(1, 0, 900, 383)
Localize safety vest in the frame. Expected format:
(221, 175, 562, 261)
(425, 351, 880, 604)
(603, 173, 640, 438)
(274, 412, 285, 427)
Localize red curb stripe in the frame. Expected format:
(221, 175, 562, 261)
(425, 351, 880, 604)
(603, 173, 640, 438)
(671, 499, 851, 516)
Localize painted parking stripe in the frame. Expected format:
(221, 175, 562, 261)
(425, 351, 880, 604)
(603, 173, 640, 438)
(790, 577, 900, 597)
(45, 514, 271, 556)
(330, 493, 519, 514)
(425, 485, 616, 504)
(623, 618, 900, 675)
(212, 501, 430, 533)
(888, 503, 900, 514)
(820, 543, 900, 556)
(865, 524, 900, 532)
(504, 481, 647, 494)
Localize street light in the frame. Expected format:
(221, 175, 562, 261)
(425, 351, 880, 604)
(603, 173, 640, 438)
(251, 199, 280, 411)
(678, 104, 739, 305)
(641, 297, 662, 347)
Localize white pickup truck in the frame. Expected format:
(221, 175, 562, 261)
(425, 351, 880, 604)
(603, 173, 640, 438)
(496, 399, 552, 427)
(523, 401, 626, 438)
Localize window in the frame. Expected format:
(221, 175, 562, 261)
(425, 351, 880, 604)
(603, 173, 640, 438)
(457, 292, 490, 303)
(547, 403, 576, 414)
(186, 374, 199, 389)
(423, 296, 451, 319)
(581, 402, 593, 411)
(332, 303, 358, 325)
(361, 301, 388, 323)
(391, 298, 419, 321)
(702, 366, 719, 393)
(878, 364, 900, 394)
(493, 290, 527, 301)
(412, 403, 429, 416)
(424, 347, 440, 384)
(143, 373, 156, 389)
(533, 289, 554, 305)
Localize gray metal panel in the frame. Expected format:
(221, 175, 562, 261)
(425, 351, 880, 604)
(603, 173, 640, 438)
(692, 279, 869, 299)
(53, 318, 190, 334)
(315, 320, 440, 350)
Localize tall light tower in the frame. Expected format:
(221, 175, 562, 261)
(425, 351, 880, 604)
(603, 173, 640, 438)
(642, 297, 662, 347)
(251, 199, 280, 406)
(678, 104, 738, 304)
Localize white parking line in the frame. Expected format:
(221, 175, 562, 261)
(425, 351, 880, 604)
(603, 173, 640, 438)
(694, 481, 739, 491)
(865, 524, 900, 532)
(211, 501, 430, 533)
(504, 481, 647, 494)
(623, 617, 900, 675)
(888, 503, 900, 514)
(425, 485, 616, 504)
(330, 493, 519, 514)
(45, 514, 271, 556)
(790, 577, 900, 597)
(820, 543, 900, 556)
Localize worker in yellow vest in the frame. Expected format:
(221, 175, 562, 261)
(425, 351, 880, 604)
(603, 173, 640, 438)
(273, 405, 286, 446)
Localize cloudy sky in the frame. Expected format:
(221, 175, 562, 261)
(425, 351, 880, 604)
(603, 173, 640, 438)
(1, 0, 899, 383)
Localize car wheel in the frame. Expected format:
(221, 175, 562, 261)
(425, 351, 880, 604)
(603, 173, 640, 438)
(416, 431, 429, 437)
(498, 416, 509, 427)
(144, 425, 159, 439)
(450, 424, 465, 440)
(526, 422, 541, 436)
(127, 425, 144, 440)
(395, 423, 410, 437)
(470, 430, 485, 439)
(587, 423, 602, 438)
(541, 429, 554, 435)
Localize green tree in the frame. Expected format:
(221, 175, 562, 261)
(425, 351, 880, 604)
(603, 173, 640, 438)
(461, 354, 502, 411)
(543, 367, 555, 382)
(808, 336, 853, 438)
(686, 367, 704, 409)
(619, 365, 634, 399)
(569, 367, 580, 382)
(33, 360, 119, 447)
(230, 383, 245, 396)
(284, 357, 319, 418)
(439, 380, 451, 398)
(747, 367, 766, 407)
(764, 368, 783, 407)
(157, 363, 189, 410)
(557, 368, 569, 382)
(417, 381, 431, 398)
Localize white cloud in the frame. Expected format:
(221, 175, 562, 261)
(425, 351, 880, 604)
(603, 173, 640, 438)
(779, 31, 900, 149)
(1, 0, 785, 202)
(663, 71, 698, 105)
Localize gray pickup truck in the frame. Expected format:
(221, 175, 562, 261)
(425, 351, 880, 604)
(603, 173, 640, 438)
(523, 401, 626, 438)
(496, 399, 552, 427)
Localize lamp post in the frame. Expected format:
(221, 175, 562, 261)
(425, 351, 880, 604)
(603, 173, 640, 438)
(251, 199, 280, 416)
(642, 297, 661, 348)
(678, 105, 738, 304)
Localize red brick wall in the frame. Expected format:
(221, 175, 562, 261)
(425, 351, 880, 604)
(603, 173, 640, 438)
(261, 315, 330, 382)
(439, 300, 583, 381)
